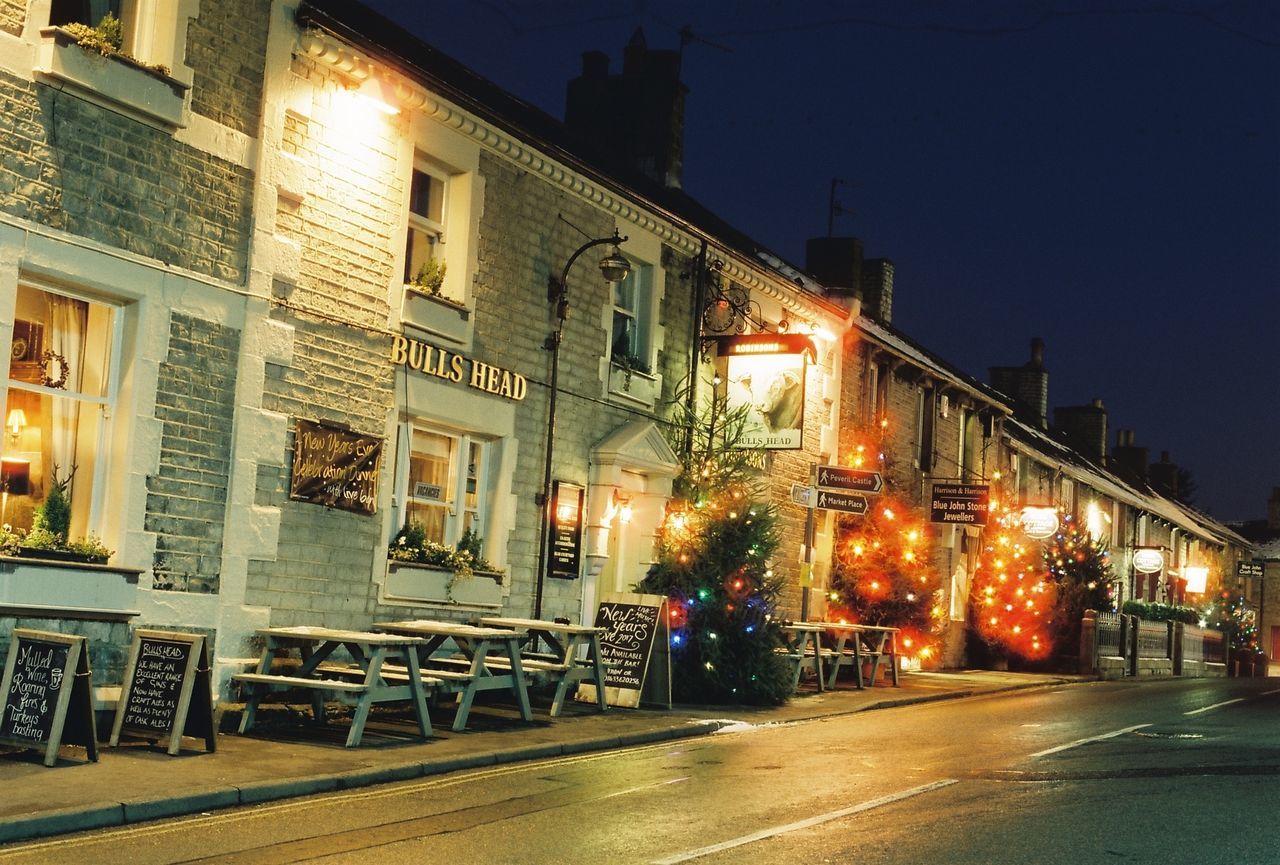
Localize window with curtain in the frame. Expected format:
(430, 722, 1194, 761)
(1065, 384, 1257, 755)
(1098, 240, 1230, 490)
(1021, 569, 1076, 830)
(400, 422, 490, 548)
(610, 260, 651, 370)
(4, 284, 119, 538)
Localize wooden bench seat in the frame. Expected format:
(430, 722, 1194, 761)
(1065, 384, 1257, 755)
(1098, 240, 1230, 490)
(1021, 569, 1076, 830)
(232, 672, 371, 693)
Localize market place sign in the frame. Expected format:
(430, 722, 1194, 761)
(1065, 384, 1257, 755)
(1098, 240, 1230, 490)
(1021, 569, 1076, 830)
(390, 335, 528, 401)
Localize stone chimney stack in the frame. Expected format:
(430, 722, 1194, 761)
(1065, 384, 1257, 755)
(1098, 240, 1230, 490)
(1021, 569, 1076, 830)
(1148, 451, 1179, 499)
(565, 29, 687, 188)
(989, 337, 1049, 428)
(1111, 429, 1150, 483)
(1054, 398, 1107, 465)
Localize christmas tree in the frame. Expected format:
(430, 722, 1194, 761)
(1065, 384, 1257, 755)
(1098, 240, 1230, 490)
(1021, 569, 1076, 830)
(1206, 590, 1258, 654)
(971, 494, 1112, 664)
(828, 418, 943, 665)
(636, 386, 793, 705)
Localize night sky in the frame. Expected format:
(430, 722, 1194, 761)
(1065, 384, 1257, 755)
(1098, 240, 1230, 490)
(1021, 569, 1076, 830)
(361, 0, 1279, 523)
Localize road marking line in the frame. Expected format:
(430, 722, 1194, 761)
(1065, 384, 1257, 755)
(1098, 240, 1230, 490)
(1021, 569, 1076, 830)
(1184, 698, 1245, 716)
(1029, 724, 1151, 758)
(651, 779, 958, 864)
(1261, 688, 1280, 696)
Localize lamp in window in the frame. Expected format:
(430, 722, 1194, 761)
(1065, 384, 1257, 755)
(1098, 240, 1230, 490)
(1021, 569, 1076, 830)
(6, 409, 26, 446)
(534, 228, 629, 619)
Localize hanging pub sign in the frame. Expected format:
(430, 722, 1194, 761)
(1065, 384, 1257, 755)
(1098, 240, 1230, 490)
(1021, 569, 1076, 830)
(929, 482, 990, 525)
(1132, 547, 1164, 574)
(1019, 506, 1060, 540)
(549, 480, 585, 579)
(718, 333, 817, 450)
(289, 419, 383, 515)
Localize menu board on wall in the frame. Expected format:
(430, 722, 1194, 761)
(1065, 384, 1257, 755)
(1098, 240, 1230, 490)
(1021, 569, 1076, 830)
(110, 630, 216, 755)
(0, 630, 97, 767)
(289, 419, 384, 515)
(577, 593, 670, 709)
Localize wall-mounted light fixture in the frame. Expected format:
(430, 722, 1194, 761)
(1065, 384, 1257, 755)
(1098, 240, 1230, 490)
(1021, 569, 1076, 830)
(534, 229, 629, 619)
(6, 409, 26, 445)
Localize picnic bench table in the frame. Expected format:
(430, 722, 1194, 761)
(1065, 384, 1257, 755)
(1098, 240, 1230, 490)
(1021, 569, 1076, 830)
(822, 622, 901, 689)
(476, 616, 609, 716)
(232, 625, 434, 747)
(779, 621, 833, 692)
(374, 619, 534, 732)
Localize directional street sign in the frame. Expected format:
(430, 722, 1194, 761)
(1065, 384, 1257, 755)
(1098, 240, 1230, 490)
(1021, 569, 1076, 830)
(815, 465, 883, 494)
(790, 483, 816, 507)
(814, 489, 870, 515)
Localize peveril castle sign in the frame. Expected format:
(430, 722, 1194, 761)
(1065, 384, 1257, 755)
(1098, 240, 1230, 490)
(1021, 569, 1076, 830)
(390, 335, 528, 401)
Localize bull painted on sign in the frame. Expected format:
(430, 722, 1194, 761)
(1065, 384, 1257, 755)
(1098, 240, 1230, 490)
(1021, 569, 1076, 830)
(734, 369, 803, 433)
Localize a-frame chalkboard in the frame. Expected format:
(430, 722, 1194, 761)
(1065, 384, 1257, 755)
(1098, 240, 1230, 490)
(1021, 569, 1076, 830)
(110, 629, 216, 755)
(0, 629, 98, 767)
(578, 592, 671, 709)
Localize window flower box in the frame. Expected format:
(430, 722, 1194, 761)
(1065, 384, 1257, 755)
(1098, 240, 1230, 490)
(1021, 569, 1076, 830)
(35, 26, 189, 131)
(384, 561, 504, 608)
(0, 555, 141, 613)
(401, 286, 471, 346)
(608, 362, 661, 408)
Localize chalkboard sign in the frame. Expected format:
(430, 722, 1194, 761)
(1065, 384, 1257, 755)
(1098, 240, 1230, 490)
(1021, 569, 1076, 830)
(110, 630, 215, 755)
(578, 592, 670, 709)
(0, 630, 97, 767)
(289, 419, 384, 515)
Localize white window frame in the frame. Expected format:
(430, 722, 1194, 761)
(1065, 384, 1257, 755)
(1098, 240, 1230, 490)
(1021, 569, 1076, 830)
(44, 0, 195, 81)
(609, 258, 653, 368)
(394, 420, 492, 551)
(403, 157, 450, 296)
(4, 281, 124, 540)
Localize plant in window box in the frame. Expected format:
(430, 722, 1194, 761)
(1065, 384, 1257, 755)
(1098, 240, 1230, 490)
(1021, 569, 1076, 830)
(3, 465, 114, 565)
(410, 258, 447, 297)
(610, 351, 651, 390)
(58, 12, 172, 77)
(389, 521, 503, 593)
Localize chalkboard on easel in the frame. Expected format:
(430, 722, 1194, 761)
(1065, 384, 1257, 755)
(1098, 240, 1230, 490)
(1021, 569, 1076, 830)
(577, 592, 671, 709)
(110, 630, 216, 755)
(0, 630, 98, 767)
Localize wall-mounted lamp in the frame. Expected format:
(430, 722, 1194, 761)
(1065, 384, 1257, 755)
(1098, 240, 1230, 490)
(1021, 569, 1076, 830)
(534, 229, 629, 619)
(355, 75, 401, 115)
(6, 409, 26, 445)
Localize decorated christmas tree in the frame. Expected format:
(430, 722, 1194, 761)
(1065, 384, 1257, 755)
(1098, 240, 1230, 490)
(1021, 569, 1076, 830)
(1206, 589, 1259, 654)
(971, 493, 1112, 665)
(828, 418, 943, 665)
(636, 387, 793, 705)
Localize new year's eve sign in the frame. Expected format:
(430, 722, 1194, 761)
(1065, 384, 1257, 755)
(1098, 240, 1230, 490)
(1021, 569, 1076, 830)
(577, 593, 670, 710)
(290, 419, 384, 515)
(0, 630, 97, 767)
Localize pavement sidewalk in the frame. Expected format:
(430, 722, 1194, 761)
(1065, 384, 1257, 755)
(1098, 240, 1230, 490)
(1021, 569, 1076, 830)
(0, 669, 1087, 844)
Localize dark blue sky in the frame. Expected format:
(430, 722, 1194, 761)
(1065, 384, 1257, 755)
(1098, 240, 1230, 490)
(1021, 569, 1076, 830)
(363, 1, 1279, 522)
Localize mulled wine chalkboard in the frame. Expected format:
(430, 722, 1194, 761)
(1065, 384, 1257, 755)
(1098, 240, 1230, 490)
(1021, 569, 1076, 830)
(110, 630, 215, 755)
(0, 630, 97, 766)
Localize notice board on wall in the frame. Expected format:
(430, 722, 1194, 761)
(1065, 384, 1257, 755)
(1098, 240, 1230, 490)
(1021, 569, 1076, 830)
(110, 629, 216, 755)
(289, 419, 384, 515)
(577, 592, 670, 709)
(0, 630, 97, 767)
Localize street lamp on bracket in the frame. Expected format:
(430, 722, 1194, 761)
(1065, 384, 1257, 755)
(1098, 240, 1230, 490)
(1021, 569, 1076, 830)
(534, 229, 630, 621)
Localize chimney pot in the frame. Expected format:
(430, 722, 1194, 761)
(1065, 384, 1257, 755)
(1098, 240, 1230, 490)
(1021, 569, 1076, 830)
(581, 51, 609, 78)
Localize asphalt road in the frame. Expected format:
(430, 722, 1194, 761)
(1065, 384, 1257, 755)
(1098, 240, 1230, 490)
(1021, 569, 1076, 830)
(3, 677, 1276, 865)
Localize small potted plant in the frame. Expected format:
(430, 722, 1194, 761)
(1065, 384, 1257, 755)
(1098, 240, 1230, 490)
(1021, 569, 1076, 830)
(410, 258, 447, 296)
(5, 465, 113, 564)
(387, 521, 503, 605)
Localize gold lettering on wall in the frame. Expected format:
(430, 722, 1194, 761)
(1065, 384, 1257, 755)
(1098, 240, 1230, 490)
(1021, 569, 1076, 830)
(390, 336, 528, 401)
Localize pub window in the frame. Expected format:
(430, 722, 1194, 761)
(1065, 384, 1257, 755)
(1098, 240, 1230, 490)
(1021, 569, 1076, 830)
(403, 158, 455, 300)
(4, 283, 122, 540)
(610, 259, 652, 370)
(396, 422, 491, 549)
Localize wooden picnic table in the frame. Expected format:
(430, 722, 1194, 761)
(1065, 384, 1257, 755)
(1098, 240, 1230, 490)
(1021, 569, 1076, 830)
(779, 621, 831, 692)
(232, 625, 434, 747)
(822, 622, 901, 689)
(375, 619, 534, 732)
(476, 616, 609, 716)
